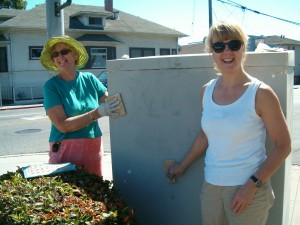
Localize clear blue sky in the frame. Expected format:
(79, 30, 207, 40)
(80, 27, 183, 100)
(27, 0, 300, 45)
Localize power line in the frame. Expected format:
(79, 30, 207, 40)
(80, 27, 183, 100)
(217, 0, 300, 26)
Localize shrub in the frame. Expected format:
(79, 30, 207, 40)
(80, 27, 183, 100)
(0, 168, 137, 225)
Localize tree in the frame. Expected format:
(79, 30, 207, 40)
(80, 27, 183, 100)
(0, 0, 27, 9)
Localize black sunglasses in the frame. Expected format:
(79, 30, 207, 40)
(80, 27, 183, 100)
(52, 141, 61, 153)
(51, 48, 71, 58)
(211, 40, 242, 53)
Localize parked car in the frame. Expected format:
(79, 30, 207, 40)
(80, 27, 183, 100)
(97, 70, 108, 88)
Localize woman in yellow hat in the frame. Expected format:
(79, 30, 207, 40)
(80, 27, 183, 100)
(40, 35, 121, 176)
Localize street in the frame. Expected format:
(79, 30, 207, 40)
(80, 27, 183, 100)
(0, 107, 111, 155)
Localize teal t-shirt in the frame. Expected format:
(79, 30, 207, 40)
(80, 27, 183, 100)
(43, 71, 107, 142)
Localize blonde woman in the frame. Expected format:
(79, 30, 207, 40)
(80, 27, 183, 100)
(167, 20, 291, 225)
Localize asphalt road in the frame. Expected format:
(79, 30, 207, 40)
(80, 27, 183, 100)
(0, 107, 111, 155)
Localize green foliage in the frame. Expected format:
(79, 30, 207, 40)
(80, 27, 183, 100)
(0, 168, 138, 225)
(0, 0, 27, 9)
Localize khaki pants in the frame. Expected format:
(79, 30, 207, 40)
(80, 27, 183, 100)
(200, 180, 275, 225)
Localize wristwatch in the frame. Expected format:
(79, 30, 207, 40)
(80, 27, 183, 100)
(250, 175, 263, 188)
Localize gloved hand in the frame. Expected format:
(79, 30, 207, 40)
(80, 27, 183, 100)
(98, 97, 122, 118)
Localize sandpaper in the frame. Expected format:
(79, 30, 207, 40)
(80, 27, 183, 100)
(106, 93, 126, 118)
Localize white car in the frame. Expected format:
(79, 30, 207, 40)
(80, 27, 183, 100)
(97, 70, 108, 88)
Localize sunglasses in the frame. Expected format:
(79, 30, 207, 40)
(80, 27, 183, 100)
(211, 40, 242, 53)
(51, 48, 71, 58)
(52, 141, 61, 153)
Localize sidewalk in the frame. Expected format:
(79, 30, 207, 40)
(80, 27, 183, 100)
(0, 153, 299, 225)
(0, 103, 43, 111)
(0, 152, 113, 181)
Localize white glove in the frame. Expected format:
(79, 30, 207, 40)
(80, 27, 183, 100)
(98, 97, 122, 118)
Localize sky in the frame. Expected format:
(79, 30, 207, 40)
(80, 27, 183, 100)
(26, 0, 300, 45)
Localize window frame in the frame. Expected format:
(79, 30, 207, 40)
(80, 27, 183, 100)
(29, 46, 43, 60)
(159, 48, 177, 56)
(90, 47, 107, 69)
(129, 47, 155, 58)
(88, 17, 103, 26)
(0, 46, 8, 72)
(160, 48, 171, 55)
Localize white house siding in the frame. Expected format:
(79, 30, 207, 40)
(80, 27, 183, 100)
(5, 31, 48, 100)
(294, 46, 300, 77)
(0, 43, 11, 87)
(0, 31, 181, 102)
(114, 34, 178, 58)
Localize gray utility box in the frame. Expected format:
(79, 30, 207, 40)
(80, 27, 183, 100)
(107, 51, 294, 225)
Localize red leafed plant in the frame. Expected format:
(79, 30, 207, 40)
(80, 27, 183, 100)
(0, 168, 138, 225)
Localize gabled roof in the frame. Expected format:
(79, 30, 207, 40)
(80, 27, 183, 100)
(263, 35, 300, 45)
(0, 4, 186, 37)
(0, 8, 24, 19)
(249, 35, 300, 45)
(76, 34, 120, 43)
(179, 42, 206, 54)
(0, 4, 46, 29)
(179, 35, 300, 55)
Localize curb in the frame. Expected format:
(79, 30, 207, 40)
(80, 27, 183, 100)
(0, 152, 48, 159)
(0, 104, 43, 111)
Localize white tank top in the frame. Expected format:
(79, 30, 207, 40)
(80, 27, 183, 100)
(201, 78, 266, 186)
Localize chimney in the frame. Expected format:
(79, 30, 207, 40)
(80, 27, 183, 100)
(105, 0, 113, 12)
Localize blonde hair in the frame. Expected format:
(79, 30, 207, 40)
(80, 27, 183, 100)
(205, 19, 248, 66)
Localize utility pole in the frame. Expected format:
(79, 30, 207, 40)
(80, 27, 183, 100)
(45, 0, 72, 39)
(208, 0, 212, 29)
(45, 0, 72, 79)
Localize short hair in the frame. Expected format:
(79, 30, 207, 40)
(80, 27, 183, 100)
(205, 19, 248, 67)
(205, 19, 248, 52)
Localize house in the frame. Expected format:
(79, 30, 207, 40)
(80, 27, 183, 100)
(179, 35, 300, 84)
(178, 42, 206, 55)
(0, 1, 186, 103)
(249, 35, 300, 84)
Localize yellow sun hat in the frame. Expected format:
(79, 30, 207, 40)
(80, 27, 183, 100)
(40, 35, 88, 72)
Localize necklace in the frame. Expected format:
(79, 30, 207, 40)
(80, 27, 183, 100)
(71, 80, 77, 92)
(70, 79, 78, 92)
(58, 73, 78, 92)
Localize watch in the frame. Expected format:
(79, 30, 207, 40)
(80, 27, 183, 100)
(250, 175, 263, 188)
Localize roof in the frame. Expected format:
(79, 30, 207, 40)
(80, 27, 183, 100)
(179, 42, 206, 54)
(76, 34, 120, 43)
(0, 8, 24, 18)
(179, 35, 300, 55)
(263, 36, 300, 45)
(249, 35, 300, 45)
(0, 4, 186, 37)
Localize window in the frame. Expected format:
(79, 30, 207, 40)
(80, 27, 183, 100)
(160, 48, 177, 55)
(130, 48, 155, 58)
(160, 48, 171, 55)
(29, 46, 43, 60)
(89, 17, 103, 26)
(90, 48, 107, 68)
(83, 46, 116, 69)
(0, 47, 8, 72)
